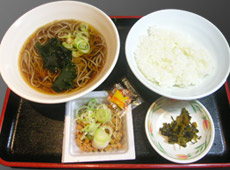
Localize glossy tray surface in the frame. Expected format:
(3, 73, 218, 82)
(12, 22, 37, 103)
(0, 18, 230, 168)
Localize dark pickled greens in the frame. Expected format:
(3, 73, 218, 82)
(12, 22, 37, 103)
(159, 108, 201, 147)
(36, 38, 76, 92)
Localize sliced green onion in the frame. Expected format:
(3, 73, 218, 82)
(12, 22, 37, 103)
(66, 37, 73, 44)
(87, 98, 98, 110)
(72, 51, 82, 57)
(95, 104, 112, 123)
(61, 23, 91, 55)
(75, 98, 115, 149)
(73, 39, 90, 54)
(92, 138, 109, 149)
(87, 134, 94, 141)
(92, 126, 113, 149)
(62, 42, 73, 50)
(76, 109, 96, 124)
(81, 122, 100, 135)
(80, 23, 89, 32)
(75, 105, 90, 117)
(76, 32, 90, 41)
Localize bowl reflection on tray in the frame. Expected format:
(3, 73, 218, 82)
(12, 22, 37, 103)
(145, 97, 215, 164)
(0, 1, 120, 104)
(125, 9, 230, 100)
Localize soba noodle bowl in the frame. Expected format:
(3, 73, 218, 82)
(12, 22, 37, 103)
(19, 20, 106, 94)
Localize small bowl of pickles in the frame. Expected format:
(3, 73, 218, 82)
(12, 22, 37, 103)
(145, 97, 215, 164)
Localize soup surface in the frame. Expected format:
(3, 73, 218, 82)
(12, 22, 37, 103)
(19, 19, 106, 94)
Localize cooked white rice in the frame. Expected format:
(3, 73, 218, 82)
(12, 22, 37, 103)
(134, 26, 213, 88)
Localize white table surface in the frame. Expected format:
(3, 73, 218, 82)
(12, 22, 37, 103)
(0, 0, 229, 170)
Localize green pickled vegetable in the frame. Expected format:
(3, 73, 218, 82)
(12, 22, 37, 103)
(159, 108, 201, 147)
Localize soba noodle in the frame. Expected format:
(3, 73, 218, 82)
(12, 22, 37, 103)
(19, 20, 106, 94)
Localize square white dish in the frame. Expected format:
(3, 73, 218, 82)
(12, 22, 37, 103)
(62, 91, 135, 163)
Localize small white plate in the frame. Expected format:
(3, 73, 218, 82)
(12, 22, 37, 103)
(145, 97, 215, 164)
(62, 91, 135, 163)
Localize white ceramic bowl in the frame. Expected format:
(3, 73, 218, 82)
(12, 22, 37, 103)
(0, 1, 120, 104)
(145, 97, 215, 164)
(125, 9, 230, 100)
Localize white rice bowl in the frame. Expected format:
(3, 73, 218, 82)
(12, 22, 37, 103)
(125, 9, 230, 100)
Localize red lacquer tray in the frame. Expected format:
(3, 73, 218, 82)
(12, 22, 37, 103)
(0, 17, 230, 169)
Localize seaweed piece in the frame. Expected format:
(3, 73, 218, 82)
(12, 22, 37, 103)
(159, 108, 201, 147)
(36, 38, 72, 73)
(36, 38, 76, 92)
(51, 62, 76, 92)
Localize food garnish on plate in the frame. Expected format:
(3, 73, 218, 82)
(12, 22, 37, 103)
(74, 98, 123, 152)
(159, 107, 201, 147)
